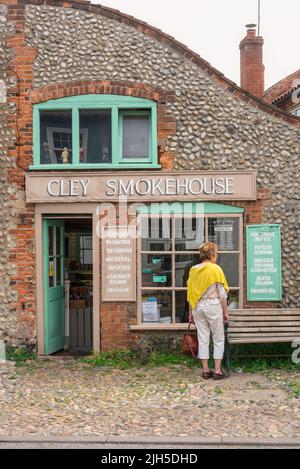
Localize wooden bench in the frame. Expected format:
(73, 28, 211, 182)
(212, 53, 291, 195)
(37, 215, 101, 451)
(225, 309, 300, 371)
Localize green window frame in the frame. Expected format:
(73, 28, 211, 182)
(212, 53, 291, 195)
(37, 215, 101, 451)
(32, 94, 159, 170)
(118, 110, 152, 164)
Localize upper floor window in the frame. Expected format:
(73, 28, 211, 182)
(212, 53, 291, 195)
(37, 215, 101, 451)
(32, 95, 159, 169)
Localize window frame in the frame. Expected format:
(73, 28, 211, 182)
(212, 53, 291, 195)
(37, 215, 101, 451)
(291, 105, 300, 117)
(76, 233, 93, 267)
(118, 110, 152, 164)
(136, 211, 244, 327)
(32, 94, 159, 170)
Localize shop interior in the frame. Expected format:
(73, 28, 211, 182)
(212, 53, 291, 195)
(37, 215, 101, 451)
(64, 218, 93, 353)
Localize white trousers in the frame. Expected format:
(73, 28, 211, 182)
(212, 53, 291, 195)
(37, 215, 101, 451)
(192, 302, 225, 360)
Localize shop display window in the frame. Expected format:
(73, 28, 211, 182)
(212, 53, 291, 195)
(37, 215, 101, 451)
(139, 214, 242, 325)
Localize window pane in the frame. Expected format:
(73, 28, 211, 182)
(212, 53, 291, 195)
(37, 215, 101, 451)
(80, 235, 92, 250)
(40, 110, 72, 164)
(175, 254, 199, 288)
(142, 254, 172, 287)
(122, 114, 150, 159)
(141, 291, 172, 323)
(79, 110, 112, 164)
(175, 217, 205, 251)
(228, 290, 240, 310)
(81, 249, 92, 265)
(175, 290, 189, 323)
(141, 218, 172, 251)
(208, 218, 239, 251)
(218, 253, 239, 287)
(80, 236, 93, 265)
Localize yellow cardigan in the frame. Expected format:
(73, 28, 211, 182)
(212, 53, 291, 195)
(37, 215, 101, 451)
(187, 262, 229, 310)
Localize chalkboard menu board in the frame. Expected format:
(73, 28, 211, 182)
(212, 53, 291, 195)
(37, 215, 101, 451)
(102, 226, 136, 302)
(246, 225, 282, 301)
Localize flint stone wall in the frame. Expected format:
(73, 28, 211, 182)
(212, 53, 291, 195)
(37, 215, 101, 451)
(25, 4, 300, 307)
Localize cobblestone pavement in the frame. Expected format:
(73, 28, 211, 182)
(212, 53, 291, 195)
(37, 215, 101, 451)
(0, 359, 299, 438)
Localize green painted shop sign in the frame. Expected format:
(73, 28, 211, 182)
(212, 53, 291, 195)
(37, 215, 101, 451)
(246, 224, 282, 302)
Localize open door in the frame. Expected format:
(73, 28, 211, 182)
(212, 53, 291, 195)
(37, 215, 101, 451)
(43, 219, 65, 355)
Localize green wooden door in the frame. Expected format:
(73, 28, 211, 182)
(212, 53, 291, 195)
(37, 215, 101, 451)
(43, 219, 65, 355)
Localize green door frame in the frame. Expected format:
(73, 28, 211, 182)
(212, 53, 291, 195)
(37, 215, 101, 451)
(43, 219, 65, 355)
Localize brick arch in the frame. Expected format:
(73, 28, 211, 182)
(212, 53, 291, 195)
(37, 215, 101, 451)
(30, 80, 173, 105)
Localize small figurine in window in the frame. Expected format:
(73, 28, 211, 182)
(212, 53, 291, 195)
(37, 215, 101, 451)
(41, 142, 51, 164)
(61, 147, 69, 164)
(102, 146, 109, 162)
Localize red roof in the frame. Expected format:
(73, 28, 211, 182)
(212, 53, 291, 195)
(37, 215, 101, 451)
(264, 69, 300, 104)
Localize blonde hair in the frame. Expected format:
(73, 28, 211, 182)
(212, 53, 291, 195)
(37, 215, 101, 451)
(199, 242, 218, 262)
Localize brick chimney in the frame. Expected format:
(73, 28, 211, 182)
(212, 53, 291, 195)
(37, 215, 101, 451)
(240, 25, 265, 98)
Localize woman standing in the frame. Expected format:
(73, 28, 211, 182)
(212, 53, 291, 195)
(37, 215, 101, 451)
(187, 242, 229, 380)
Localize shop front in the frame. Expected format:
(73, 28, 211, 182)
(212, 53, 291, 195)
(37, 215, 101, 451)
(25, 170, 267, 355)
(3, 0, 299, 354)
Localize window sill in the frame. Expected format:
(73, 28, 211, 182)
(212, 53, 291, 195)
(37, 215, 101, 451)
(130, 324, 195, 331)
(29, 164, 162, 171)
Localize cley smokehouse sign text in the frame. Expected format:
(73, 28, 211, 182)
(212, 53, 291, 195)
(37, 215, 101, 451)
(26, 171, 257, 203)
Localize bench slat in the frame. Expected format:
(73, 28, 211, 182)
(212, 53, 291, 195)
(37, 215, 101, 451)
(228, 310, 300, 318)
(229, 311, 300, 317)
(228, 331, 300, 338)
(230, 321, 300, 327)
(228, 316, 300, 322)
(228, 327, 300, 333)
(229, 338, 299, 344)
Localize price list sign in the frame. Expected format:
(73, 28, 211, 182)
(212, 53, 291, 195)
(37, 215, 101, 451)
(102, 226, 136, 301)
(246, 225, 282, 301)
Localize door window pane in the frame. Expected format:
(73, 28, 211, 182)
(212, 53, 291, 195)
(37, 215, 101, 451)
(56, 226, 61, 256)
(79, 110, 112, 164)
(218, 253, 239, 287)
(175, 254, 199, 288)
(122, 114, 150, 159)
(208, 218, 239, 251)
(49, 258, 54, 288)
(40, 110, 72, 164)
(142, 254, 172, 287)
(56, 257, 62, 286)
(175, 217, 204, 251)
(142, 291, 172, 323)
(48, 226, 53, 257)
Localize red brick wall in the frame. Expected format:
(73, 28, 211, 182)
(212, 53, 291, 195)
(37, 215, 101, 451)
(6, 1, 37, 342)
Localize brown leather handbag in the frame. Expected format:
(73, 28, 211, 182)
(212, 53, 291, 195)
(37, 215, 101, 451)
(182, 322, 198, 358)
